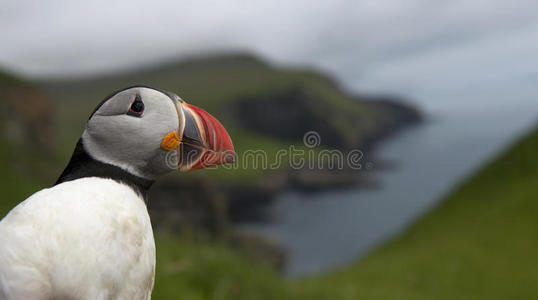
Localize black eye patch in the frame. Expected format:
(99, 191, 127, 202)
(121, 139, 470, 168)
(127, 94, 144, 117)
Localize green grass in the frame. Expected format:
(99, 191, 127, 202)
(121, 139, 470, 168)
(150, 125, 538, 299)
(0, 141, 45, 217)
(153, 234, 291, 300)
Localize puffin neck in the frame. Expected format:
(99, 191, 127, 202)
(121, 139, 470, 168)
(55, 139, 155, 199)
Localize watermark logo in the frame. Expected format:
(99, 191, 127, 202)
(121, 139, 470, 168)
(303, 131, 321, 148)
(165, 148, 178, 169)
(165, 131, 368, 171)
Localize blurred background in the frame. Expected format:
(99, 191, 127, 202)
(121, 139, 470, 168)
(1, 1, 537, 299)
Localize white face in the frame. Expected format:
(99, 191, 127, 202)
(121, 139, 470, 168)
(82, 87, 180, 179)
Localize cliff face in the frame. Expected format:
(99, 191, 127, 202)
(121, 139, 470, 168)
(228, 87, 421, 150)
(229, 87, 352, 149)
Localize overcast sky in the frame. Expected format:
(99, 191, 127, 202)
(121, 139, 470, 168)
(1, 0, 538, 112)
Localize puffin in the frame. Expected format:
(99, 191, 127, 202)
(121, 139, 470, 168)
(0, 86, 235, 300)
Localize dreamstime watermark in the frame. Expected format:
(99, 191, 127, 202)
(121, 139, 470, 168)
(165, 131, 369, 171)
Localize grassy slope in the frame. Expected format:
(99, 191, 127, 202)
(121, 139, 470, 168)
(151, 125, 538, 299)
(296, 125, 538, 299)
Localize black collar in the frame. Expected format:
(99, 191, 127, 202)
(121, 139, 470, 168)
(55, 139, 154, 200)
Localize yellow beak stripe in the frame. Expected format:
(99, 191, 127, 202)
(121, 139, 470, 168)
(160, 131, 181, 151)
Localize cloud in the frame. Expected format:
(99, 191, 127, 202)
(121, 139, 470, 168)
(1, 0, 538, 114)
(0, 0, 535, 75)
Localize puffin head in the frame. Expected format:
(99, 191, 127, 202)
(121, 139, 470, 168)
(81, 86, 235, 180)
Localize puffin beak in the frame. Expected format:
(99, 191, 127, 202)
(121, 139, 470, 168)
(173, 100, 235, 171)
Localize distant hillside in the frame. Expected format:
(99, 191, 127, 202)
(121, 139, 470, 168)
(39, 53, 420, 153)
(35, 53, 421, 228)
(4, 54, 421, 230)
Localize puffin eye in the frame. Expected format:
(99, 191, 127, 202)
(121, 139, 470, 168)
(127, 94, 144, 117)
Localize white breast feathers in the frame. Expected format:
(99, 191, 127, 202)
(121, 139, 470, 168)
(0, 177, 155, 300)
